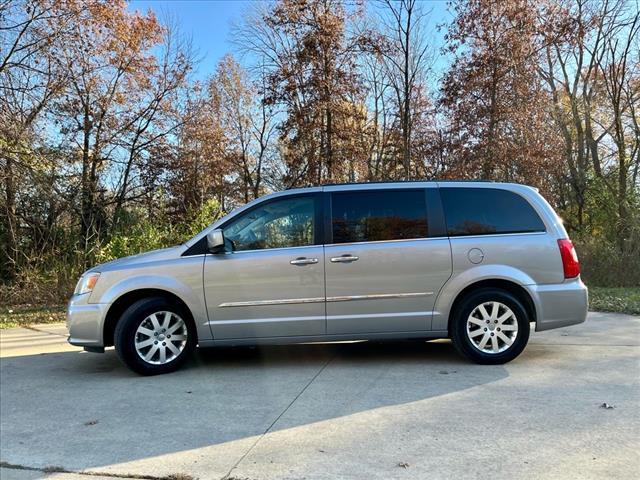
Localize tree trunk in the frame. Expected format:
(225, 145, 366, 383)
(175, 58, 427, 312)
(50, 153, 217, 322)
(80, 106, 95, 265)
(2, 154, 18, 281)
(616, 117, 628, 253)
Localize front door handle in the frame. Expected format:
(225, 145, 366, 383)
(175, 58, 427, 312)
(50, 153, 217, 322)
(290, 257, 319, 266)
(330, 255, 359, 263)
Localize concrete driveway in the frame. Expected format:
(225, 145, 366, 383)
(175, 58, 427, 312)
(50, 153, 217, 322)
(1, 312, 638, 480)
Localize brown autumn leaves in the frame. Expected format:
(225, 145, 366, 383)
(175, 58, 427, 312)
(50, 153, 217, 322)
(1, 0, 639, 285)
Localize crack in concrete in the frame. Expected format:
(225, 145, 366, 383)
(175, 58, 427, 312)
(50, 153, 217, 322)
(222, 352, 336, 480)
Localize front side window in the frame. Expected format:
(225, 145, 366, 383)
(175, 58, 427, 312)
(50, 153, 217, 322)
(223, 196, 316, 251)
(440, 188, 546, 236)
(331, 190, 428, 244)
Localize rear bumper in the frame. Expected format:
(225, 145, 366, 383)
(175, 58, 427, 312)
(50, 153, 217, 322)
(526, 279, 588, 332)
(66, 294, 108, 348)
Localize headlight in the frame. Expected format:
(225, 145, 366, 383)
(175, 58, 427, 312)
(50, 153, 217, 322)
(74, 272, 100, 295)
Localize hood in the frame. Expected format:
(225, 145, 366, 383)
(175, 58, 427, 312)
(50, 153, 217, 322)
(90, 245, 186, 273)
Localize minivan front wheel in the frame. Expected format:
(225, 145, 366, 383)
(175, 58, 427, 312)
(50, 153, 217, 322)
(114, 297, 196, 375)
(451, 289, 530, 364)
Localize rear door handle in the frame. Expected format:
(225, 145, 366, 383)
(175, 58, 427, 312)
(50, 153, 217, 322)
(290, 257, 319, 266)
(330, 255, 359, 263)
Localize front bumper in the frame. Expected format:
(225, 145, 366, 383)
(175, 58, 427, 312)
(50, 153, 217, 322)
(527, 279, 588, 332)
(67, 294, 109, 347)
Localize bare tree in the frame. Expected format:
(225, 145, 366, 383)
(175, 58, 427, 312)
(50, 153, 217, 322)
(213, 55, 273, 203)
(540, 0, 639, 243)
(377, 0, 434, 179)
(0, 0, 72, 280)
(234, 0, 366, 185)
(112, 17, 196, 225)
(595, 2, 639, 249)
(49, 1, 164, 260)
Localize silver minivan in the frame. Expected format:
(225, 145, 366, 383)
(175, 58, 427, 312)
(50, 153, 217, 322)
(67, 181, 588, 375)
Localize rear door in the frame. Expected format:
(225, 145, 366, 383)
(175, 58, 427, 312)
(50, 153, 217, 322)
(324, 186, 452, 334)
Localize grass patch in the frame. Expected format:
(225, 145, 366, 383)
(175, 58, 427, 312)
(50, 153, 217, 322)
(589, 287, 640, 315)
(0, 305, 65, 329)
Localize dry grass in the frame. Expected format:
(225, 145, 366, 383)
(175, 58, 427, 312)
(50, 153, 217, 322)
(0, 305, 65, 329)
(589, 287, 640, 315)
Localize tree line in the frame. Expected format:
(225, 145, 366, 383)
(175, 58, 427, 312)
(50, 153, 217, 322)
(1, 0, 639, 304)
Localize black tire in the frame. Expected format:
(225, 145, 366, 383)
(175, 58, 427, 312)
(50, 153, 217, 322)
(450, 288, 530, 365)
(114, 296, 196, 375)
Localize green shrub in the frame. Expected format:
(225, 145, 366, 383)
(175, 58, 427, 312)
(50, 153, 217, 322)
(575, 236, 640, 288)
(97, 199, 224, 263)
(0, 200, 225, 307)
(567, 175, 640, 288)
(182, 198, 225, 237)
(0, 265, 81, 306)
(96, 221, 176, 263)
(589, 287, 640, 315)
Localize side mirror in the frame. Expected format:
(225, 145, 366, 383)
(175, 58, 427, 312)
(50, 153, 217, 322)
(206, 229, 225, 253)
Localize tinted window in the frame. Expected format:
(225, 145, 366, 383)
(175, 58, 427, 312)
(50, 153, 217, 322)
(331, 190, 428, 243)
(224, 196, 316, 251)
(440, 188, 545, 236)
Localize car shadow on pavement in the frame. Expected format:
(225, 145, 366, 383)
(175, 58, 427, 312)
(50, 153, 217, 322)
(0, 339, 509, 474)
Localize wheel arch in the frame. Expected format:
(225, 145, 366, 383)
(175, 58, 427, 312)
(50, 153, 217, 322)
(445, 279, 537, 333)
(103, 289, 196, 347)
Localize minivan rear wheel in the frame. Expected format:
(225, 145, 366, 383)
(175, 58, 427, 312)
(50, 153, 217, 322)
(114, 297, 196, 375)
(450, 288, 530, 364)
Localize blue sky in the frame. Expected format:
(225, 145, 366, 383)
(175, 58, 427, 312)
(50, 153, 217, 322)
(127, 0, 452, 80)
(128, 1, 253, 78)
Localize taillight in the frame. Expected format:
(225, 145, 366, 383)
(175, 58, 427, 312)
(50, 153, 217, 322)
(558, 239, 580, 278)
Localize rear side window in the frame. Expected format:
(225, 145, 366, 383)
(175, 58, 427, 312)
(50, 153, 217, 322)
(331, 190, 428, 243)
(440, 188, 545, 236)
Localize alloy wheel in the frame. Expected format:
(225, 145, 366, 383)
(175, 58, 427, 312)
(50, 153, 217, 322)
(466, 301, 519, 354)
(134, 311, 188, 365)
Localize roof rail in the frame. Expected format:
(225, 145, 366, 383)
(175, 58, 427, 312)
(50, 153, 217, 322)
(284, 179, 502, 189)
(320, 179, 497, 187)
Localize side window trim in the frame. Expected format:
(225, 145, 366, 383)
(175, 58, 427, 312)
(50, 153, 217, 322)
(323, 191, 332, 245)
(313, 192, 325, 246)
(426, 187, 447, 238)
(182, 235, 208, 256)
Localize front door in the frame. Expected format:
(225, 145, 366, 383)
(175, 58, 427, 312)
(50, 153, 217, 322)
(324, 187, 452, 334)
(204, 193, 325, 339)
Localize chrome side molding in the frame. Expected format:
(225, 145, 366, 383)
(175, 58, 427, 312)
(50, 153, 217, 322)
(327, 292, 433, 302)
(218, 297, 325, 308)
(219, 292, 433, 308)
